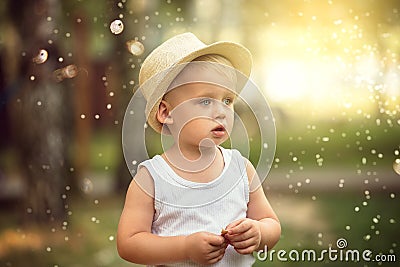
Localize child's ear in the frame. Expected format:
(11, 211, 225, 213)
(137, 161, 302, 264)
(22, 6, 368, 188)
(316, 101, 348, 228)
(157, 100, 174, 125)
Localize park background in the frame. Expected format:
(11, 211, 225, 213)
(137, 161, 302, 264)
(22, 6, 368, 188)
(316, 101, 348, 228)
(0, 0, 399, 266)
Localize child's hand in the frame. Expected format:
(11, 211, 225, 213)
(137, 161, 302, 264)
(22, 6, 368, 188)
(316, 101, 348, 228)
(225, 218, 261, 254)
(184, 232, 228, 264)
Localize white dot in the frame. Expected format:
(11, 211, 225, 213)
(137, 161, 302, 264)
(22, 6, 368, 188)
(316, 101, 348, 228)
(30, 75, 35, 81)
(106, 104, 112, 110)
(80, 114, 86, 119)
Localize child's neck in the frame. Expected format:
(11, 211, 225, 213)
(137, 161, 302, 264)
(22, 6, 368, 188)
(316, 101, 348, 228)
(164, 143, 219, 174)
(162, 143, 225, 183)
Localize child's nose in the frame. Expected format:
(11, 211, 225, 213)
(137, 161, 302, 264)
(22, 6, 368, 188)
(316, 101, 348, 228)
(212, 101, 227, 119)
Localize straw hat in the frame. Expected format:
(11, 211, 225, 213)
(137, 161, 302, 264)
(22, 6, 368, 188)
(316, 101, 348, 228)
(138, 32, 252, 133)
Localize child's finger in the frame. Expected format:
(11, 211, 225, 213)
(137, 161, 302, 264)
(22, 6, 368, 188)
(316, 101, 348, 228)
(230, 237, 255, 250)
(208, 250, 226, 264)
(226, 229, 252, 242)
(235, 246, 256, 255)
(208, 234, 226, 247)
(208, 244, 227, 257)
(225, 218, 245, 231)
(227, 220, 251, 235)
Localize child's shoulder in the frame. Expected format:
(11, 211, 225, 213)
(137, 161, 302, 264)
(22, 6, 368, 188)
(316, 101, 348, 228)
(219, 146, 247, 163)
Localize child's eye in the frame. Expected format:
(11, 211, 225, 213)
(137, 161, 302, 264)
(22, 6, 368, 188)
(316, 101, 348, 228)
(223, 98, 232, 105)
(199, 98, 212, 105)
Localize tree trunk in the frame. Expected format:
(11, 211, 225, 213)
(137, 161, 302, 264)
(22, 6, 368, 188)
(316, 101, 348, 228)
(5, 0, 69, 224)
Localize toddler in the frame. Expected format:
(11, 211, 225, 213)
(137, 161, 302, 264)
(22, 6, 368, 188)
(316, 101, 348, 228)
(117, 32, 280, 266)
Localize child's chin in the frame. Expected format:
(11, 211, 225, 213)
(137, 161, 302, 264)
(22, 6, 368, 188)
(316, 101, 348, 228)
(196, 138, 219, 148)
(212, 137, 229, 147)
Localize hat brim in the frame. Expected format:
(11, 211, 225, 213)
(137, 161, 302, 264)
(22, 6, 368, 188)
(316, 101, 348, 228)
(145, 41, 252, 134)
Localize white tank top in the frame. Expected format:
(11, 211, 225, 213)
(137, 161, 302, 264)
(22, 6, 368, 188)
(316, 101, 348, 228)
(138, 147, 255, 267)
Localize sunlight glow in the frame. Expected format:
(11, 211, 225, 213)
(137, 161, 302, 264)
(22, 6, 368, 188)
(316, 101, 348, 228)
(265, 61, 309, 101)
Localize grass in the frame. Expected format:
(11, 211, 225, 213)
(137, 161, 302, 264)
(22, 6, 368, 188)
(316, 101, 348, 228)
(0, 195, 137, 267)
(272, 116, 400, 169)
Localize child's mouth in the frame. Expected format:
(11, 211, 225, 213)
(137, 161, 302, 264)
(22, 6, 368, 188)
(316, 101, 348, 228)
(211, 125, 226, 137)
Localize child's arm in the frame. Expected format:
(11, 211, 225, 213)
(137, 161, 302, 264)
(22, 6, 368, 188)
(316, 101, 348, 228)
(117, 167, 227, 265)
(224, 159, 281, 254)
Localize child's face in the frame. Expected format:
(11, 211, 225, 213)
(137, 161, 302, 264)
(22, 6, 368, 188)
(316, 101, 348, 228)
(163, 82, 236, 147)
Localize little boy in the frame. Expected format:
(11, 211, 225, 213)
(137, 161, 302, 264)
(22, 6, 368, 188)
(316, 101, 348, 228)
(117, 32, 280, 266)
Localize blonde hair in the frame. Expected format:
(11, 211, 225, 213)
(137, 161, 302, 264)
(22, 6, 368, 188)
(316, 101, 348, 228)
(193, 54, 233, 66)
(165, 54, 238, 95)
